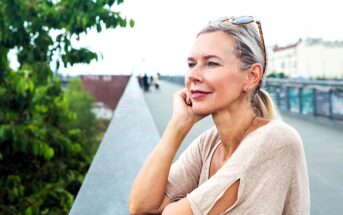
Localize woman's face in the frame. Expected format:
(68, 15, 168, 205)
(185, 31, 247, 115)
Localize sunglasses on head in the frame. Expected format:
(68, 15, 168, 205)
(212, 16, 266, 72)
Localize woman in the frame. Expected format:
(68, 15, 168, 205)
(129, 16, 310, 214)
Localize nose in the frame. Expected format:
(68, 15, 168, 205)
(186, 65, 203, 84)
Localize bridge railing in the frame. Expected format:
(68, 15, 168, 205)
(161, 76, 343, 123)
(265, 78, 343, 121)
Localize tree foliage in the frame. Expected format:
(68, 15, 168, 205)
(0, 68, 88, 214)
(65, 78, 99, 156)
(0, 0, 134, 75)
(0, 0, 133, 214)
(267, 71, 287, 79)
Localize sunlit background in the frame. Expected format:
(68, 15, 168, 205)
(2, 0, 343, 214)
(9, 0, 343, 77)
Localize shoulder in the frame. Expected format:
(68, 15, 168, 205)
(260, 120, 304, 157)
(266, 120, 301, 139)
(266, 120, 302, 144)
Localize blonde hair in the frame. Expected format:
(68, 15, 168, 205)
(254, 89, 281, 120)
(198, 18, 280, 120)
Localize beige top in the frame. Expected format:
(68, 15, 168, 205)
(166, 120, 310, 215)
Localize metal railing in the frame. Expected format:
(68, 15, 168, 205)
(265, 78, 343, 120)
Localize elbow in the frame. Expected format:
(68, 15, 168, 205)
(128, 204, 140, 215)
(129, 192, 165, 214)
(129, 200, 162, 215)
(128, 198, 141, 215)
(128, 207, 140, 215)
(128, 197, 148, 215)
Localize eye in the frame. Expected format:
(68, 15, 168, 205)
(207, 61, 220, 67)
(188, 62, 196, 68)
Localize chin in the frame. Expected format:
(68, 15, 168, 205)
(191, 105, 214, 115)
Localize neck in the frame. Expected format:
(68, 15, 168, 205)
(212, 105, 256, 158)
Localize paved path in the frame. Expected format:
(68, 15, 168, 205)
(144, 80, 343, 215)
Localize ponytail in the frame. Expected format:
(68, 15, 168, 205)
(253, 89, 281, 120)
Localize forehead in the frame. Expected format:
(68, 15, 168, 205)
(189, 31, 236, 59)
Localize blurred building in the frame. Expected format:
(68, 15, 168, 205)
(80, 75, 130, 119)
(267, 39, 343, 79)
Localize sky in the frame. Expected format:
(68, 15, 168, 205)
(9, 0, 343, 76)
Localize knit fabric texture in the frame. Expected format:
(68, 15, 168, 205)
(165, 120, 310, 215)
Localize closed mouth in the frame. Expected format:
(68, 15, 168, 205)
(191, 90, 212, 94)
(190, 90, 212, 100)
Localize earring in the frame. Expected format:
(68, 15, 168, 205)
(245, 87, 250, 93)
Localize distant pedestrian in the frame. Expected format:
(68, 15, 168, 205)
(153, 73, 160, 90)
(143, 73, 149, 91)
(129, 16, 310, 214)
(150, 76, 154, 86)
(137, 73, 143, 88)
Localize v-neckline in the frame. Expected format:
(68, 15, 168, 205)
(207, 141, 222, 179)
(206, 120, 277, 179)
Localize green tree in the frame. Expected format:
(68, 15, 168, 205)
(0, 0, 133, 214)
(267, 71, 287, 79)
(65, 77, 99, 156)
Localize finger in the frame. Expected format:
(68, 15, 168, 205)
(185, 90, 192, 106)
(186, 96, 192, 106)
(183, 91, 191, 106)
(175, 89, 188, 104)
(174, 89, 185, 98)
(179, 88, 187, 100)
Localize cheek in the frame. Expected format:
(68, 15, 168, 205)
(205, 73, 230, 89)
(211, 73, 243, 95)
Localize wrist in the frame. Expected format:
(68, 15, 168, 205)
(158, 119, 192, 152)
(169, 116, 194, 132)
(166, 118, 192, 141)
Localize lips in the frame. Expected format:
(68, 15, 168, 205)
(191, 90, 212, 100)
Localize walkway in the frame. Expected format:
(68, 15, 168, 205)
(144, 80, 343, 215)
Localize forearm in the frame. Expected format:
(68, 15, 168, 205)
(129, 119, 192, 213)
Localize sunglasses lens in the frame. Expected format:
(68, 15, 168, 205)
(232, 16, 254, 24)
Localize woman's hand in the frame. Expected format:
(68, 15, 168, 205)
(171, 88, 207, 129)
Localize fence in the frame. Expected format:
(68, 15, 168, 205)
(265, 78, 343, 121)
(161, 76, 343, 122)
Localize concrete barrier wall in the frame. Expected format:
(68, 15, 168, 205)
(70, 77, 160, 215)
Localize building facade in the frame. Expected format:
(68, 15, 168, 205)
(80, 75, 130, 119)
(267, 39, 343, 79)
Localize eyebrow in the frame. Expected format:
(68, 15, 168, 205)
(187, 55, 222, 62)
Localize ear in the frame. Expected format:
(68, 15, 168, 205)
(243, 63, 263, 92)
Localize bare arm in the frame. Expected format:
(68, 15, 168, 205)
(128, 119, 192, 214)
(128, 89, 205, 214)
